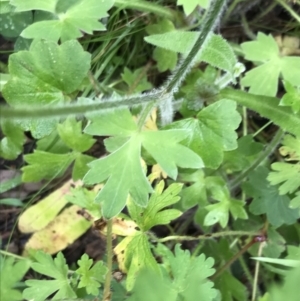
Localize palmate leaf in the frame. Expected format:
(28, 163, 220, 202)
(23, 252, 76, 301)
(241, 32, 300, 96)
(83, 108, 203, 218)
(243, 167, 299, 228)
(11, 0, 114, 42)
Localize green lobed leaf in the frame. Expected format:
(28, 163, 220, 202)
(121, 67, 153, 93)
(166, 99, 241, 168)
(84, 108, 203, 218)
(164, 244, 217, 301)
(0, 11, 32, 38)
(83, 135, 153, 218)
(0, 256, 31, 301)
(0, 119, 25, 160)
(125, 232, 160, 291)
(23, 252, 76, 301)
(127, 180, 183, 231)
(204, 177, 247, 228)
(72, 153, 95, 181)
(129, 244, 217, 301)
(145, 32, 237, 74)
(2, 39, 91, 138)
(241, 32, 300, 96)
(22, 150, 76, 182)
(179, 169, 207, 210)
(141, 129, 204, 178)
(66, 186, 101, 219)
(243, 167, 299, 227)
(76, 254, 107, 296)
(12, 0, 114, 42)
(11, 0, 57, 12)
(177, 0, 209, 15)
(279, 81, 300, 114)
(146, 19, 177, 72)
(84, 108, 138, 137)
(57, 117, 95, 152)
(268, 162, 300, 195)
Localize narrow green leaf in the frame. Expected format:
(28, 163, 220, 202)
(220, 88, 300, 137)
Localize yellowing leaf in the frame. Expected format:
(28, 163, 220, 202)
(23, 205, 92, 255)
(18, 179, 81, 233)
(94, 215, 138, 237)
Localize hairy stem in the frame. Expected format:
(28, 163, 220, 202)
(102, 219, 113, 301)
(155, 230, 260, 243)
(0, 92, 161, 119)
(164, 0, 227, 94)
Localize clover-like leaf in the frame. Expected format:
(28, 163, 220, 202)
(76, 254, 107, 296)
(11, 0, 114, 42)
(23, 252, 76, 301)
(241, 32, 300, 96)
(243, 167, 299, 227)
(127, 180, 183, 231)
(167, 99, 241, 168)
